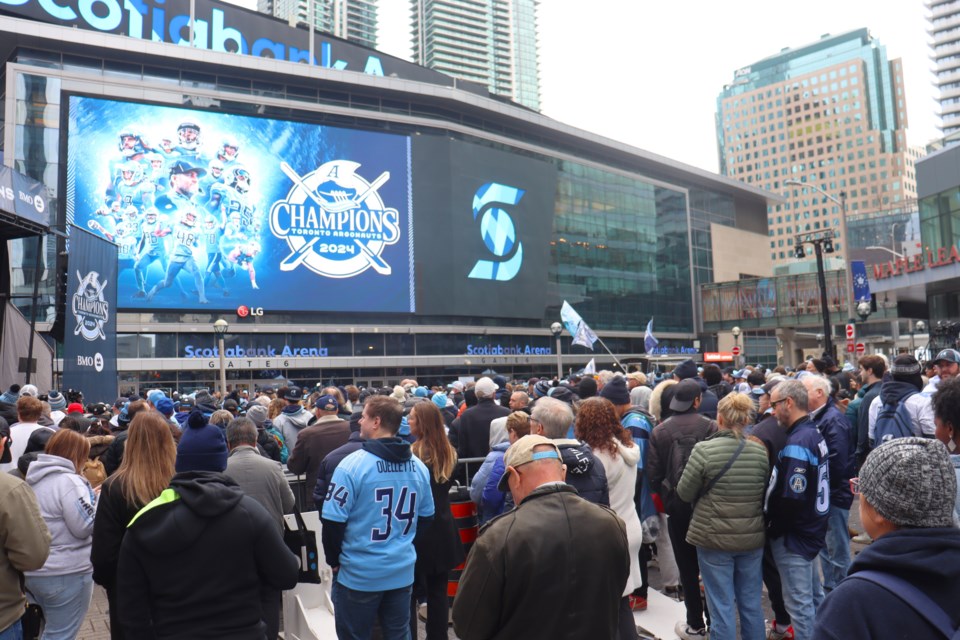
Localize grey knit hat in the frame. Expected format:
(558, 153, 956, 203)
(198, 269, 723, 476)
(860, 438, 957, 528)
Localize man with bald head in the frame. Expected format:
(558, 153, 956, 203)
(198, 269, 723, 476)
(452, 435, 628, 640)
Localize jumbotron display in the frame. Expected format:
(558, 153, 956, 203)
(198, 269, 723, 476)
(66, 95, 415, 312)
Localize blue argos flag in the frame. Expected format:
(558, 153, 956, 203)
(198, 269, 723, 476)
(851, 260, 871, 302)
(560, 300, 598, 350)
(644, 318, 659, 353)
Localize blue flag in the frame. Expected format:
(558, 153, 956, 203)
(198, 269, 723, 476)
(644, 318, 659, 353)
(851, 260, 871, 302)
(560, 301, 598, 350)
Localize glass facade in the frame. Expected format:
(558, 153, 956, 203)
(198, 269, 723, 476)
(1, 31, 770, 392)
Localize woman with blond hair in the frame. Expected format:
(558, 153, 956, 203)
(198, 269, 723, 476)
(676, 392, 769, 640)
(92, 412, 177, 639)
(267, 397, 286, 421)
(24, 429, 97, 640)
(407, 401, 465, 640)
(575, 397, 642, 639)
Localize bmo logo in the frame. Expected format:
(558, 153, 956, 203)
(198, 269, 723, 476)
(237, 305, 264, 318)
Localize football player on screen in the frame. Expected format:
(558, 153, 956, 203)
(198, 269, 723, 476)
(155, 161, 206, 218)
(226, 238, 262, 291)
(109, 161, 155, 211)
(133, 207, 174, 298)
(115, 205, 142, 269)
(146, 209, 208, 305)
(201, 213, 228, 296)
(88, 199, 122, 241)
(173, 120, 205, 164)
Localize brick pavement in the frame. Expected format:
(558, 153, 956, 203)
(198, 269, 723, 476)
(78, 585, 110, 640)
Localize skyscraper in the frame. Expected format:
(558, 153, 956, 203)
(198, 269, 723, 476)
(411, 0, 541, 111)
(257, 0, 378, 50)
(716, 29, 919, 264)
(929, 0, 960, 141)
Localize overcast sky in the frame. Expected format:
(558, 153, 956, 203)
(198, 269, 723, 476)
(229, 0, 939, 174)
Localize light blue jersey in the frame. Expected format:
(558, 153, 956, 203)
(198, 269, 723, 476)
(324, 446, 434, 591)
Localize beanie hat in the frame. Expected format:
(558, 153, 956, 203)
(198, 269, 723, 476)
(533, 380, 552, 399)
(47, 391, 67, 412)
(66, 403, 84, 414)
(246, 404, 268, 427)
(890, 355, 924, 392)
(432, 392, 448, 409)
(414, 386, 429, 398)
(147, 389, 166, 405)
(176, 410, 228, 473)
(859, 437, 957, 528)
(673, 360, 698, 380)
(599, 376, 630, 405)
(19, 384, 38, 398)
(578, 377, 598, 399)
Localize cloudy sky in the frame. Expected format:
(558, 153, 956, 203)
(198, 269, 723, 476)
(228, 0, 939, 174)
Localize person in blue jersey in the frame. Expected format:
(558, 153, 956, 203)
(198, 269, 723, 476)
(801, 374, 855, 597)
(132, 207, 172, 297)
(764, 379, 830, 640)
(321, 395, 435, 640)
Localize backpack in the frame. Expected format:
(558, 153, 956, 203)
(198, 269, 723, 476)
(874, 391, 918, 445)
(661, 416, 713, 507)
(850, 570, 960, 639)
(82, 458, 107, 487)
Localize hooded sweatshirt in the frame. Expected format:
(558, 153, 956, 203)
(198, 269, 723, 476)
(24, 454, 96, 576)
(867, 380, 936, 443)
(117, 471, 299, 639)
(273, 403, 314, 453)
(814, 527, 960, 639)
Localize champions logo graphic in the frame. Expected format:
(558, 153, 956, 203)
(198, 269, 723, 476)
(71, 271, 110, 342)
(269, 161, 400, 278)
(468, 182, 525, 282)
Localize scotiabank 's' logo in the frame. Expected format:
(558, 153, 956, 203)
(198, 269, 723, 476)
(269, 160, 400, 278)
(468, 183, 525, 282)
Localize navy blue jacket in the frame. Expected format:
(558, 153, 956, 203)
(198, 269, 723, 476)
(311, 430, 363, 511)
(814, 527, 960, 639)
(810, 397, 855, 510)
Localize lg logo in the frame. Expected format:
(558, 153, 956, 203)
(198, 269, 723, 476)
(237, 305, 264, 317)
(467, 182, 525, 282)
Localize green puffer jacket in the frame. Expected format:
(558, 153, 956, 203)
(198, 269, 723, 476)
(676, 430, 769, 552)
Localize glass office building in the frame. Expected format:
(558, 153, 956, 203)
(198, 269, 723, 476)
(0, 6, 772, 394)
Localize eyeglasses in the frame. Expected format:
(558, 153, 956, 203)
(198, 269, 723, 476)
(850, 477, 860, 495)
(770, 398, 788, 407)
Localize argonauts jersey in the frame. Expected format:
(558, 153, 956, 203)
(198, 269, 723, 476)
(113, 180, 155, 210)
(323, 440, 434, 592)
(170, 223, 201, 261)
(138, 219, 169, 255)
(764, 416, 830, 560)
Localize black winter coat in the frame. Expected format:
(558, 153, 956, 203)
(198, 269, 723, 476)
(453, 399, 510, 461)
(117, 471, 299, 639)
(413, 474, 465, 581)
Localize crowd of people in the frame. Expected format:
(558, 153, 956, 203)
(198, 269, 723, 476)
(0, 349, 957, 640)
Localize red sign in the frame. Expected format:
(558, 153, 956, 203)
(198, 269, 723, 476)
(731, 346, 741, 356)
(237, 305, 250, 318)
(856, 342, 865, 355)
(846, 339, 855, 353)
(872, 245, 960, 281)
(846, 323, 855, 340)
(704, 352, 733, 362)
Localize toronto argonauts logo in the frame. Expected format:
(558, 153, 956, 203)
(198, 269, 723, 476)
(71, 271, 109, 342)
(269, 160, 400, 278)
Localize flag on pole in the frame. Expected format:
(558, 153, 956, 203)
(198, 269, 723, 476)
(560, 301, 598, 350)
(644, 318, 659, 353)
(851, 260, 871, 302)
(583, 358, 596, 374)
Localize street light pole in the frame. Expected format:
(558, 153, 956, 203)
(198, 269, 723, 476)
(213, 318, 229, 398)
(550, 322, 563, 380)
(785, 179, 853, 360)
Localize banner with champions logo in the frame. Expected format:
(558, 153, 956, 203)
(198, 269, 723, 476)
(66, 94, 414, 313)
(62, 226, 118, 402)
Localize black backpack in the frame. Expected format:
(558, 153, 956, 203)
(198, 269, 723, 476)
(661, 416, 713, 509)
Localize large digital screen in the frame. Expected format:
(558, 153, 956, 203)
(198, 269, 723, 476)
(411, 137, 558, 319)
(66, 95, 414, 313)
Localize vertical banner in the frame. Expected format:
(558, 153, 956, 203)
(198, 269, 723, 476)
(62, 227, 118, 402)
